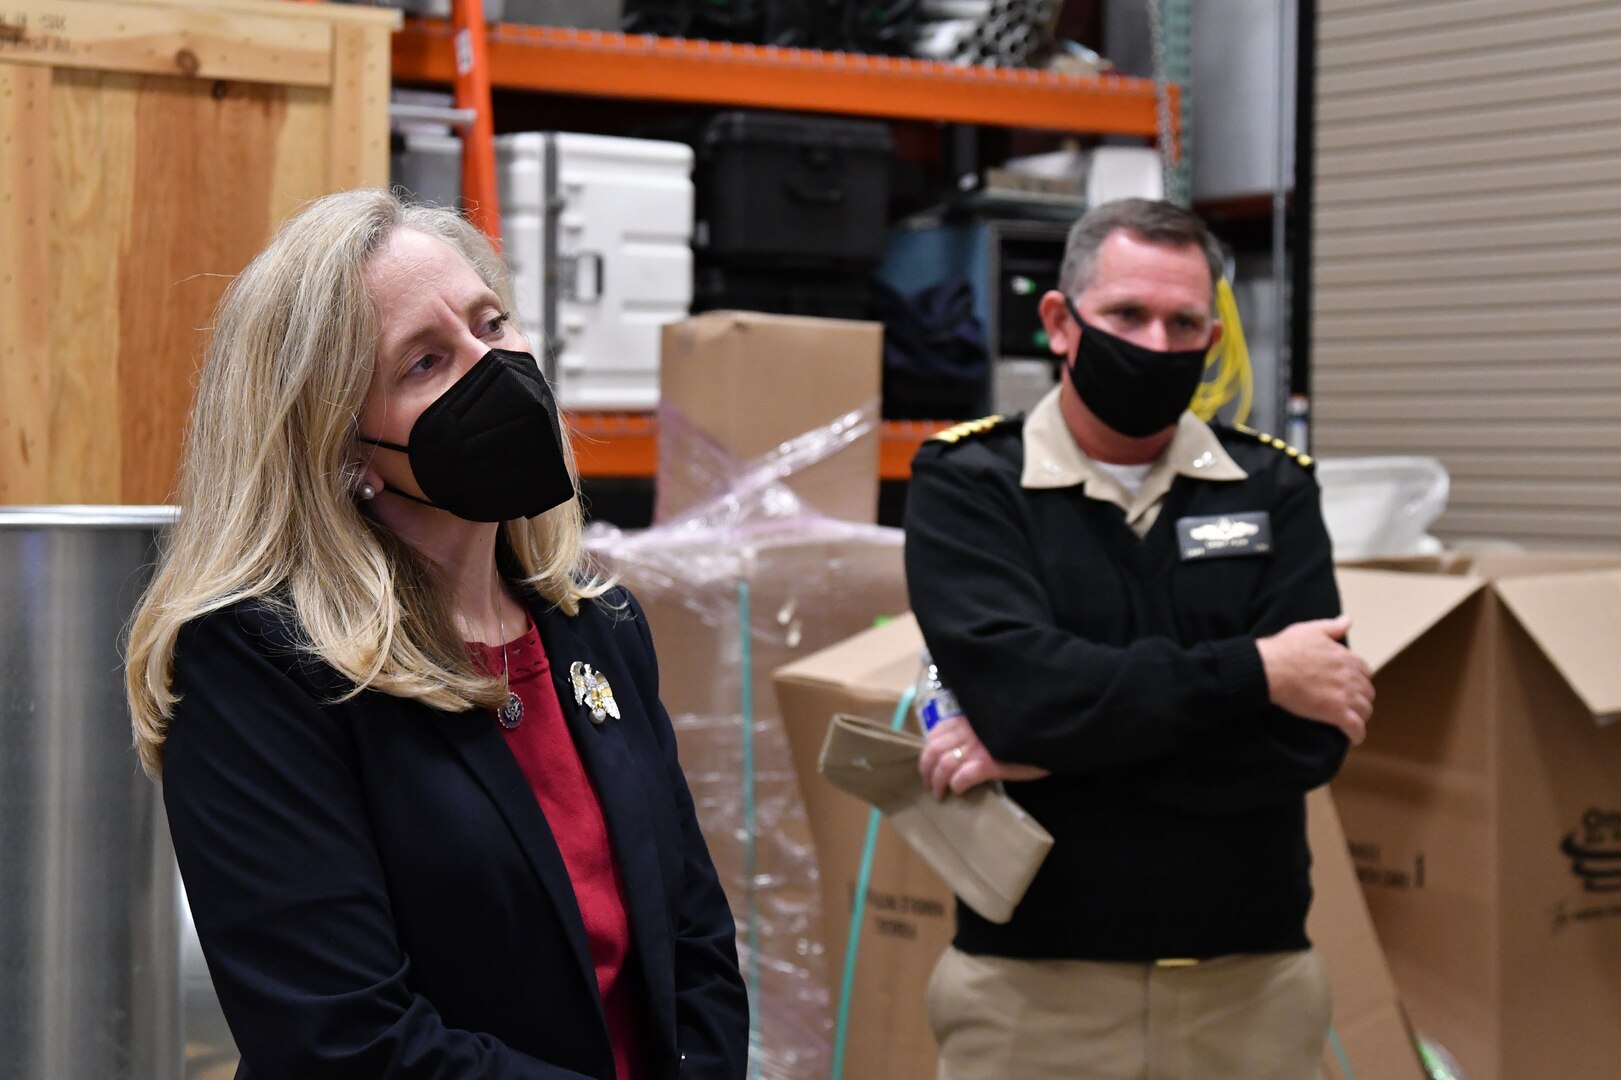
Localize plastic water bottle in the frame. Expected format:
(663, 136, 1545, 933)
(914, 648, 965, 734)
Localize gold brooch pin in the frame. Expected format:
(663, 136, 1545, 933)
(569, 661, 620, 725)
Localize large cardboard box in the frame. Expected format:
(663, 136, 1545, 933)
(657, 312, 883, 525)
(775, 617, 956, 1080)
(775, 614, 1425, 1080)
(1306, 788, 1429, 1080)
(592, 522, 908, 1080)
(1334, 555, 1621, 1080)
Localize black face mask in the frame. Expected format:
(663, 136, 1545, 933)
(1062, 295, 1209, 438)
(358, 349, 575, 523)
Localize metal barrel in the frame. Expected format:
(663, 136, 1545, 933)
(0, 507, 184, 1080)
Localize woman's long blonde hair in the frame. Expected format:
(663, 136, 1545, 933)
(127, 189, 611, 776)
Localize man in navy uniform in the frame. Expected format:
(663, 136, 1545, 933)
(905, 198, 1373, 1080)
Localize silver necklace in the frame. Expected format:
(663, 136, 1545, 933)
(493, 587, 524, 730)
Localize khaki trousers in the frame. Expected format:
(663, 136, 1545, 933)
(927, 946, 1332, 1080)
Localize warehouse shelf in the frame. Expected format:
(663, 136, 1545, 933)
(397, 14, 1160, 484)
(391, 19, 1173, 138)
(567, 413, 955, 480)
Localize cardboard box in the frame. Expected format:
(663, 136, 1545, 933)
(774, 614, 1424, 1080)
(775, 616, 956, 1080)
(656, 312, 883, 525)
(592, 522, 908, 1080)
(1306, 788, 1429, 1080)
(1334, 554, 1621, 1080)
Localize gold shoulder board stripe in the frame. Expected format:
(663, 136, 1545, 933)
(1232, 423, 1313, 468)
(931, 414, 1006, 445)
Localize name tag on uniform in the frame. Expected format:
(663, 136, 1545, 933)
(1175, 512, 1273, 561)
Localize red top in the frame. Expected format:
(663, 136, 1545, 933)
(469, 624, 645, 1080)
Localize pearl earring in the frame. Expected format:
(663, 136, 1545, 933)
(359, 483, 376, 501)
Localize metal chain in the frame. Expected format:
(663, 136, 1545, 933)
(1145, 0, 1177, 201)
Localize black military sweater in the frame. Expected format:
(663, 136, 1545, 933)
(904, 415, 1348, 962)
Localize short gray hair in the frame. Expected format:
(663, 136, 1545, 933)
(1058, 198, 1225, 298)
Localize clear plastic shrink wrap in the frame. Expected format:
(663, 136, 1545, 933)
(587, 401, 908, 1080)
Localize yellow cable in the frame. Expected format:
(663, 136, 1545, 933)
(1190, 277, 1253, 425)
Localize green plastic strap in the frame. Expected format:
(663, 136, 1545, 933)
(830, 684, 917, 1080)
(1328, 1026, 1356, 1079)
(738, 580, 761, 1080)
(1417, 1036, 1461, 1080)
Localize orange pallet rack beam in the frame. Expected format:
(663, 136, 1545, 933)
(392, 20, 1175, 138)
(566, 414, 955, 481)
(878, 419, 956, 480)
(567, 412, 660, 479)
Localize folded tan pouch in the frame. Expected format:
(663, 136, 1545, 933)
(817, 712, 1054, 925)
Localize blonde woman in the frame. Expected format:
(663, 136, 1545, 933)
(127, 189, 748, 1080)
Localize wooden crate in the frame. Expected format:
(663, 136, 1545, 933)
(0, 0, 399, 504)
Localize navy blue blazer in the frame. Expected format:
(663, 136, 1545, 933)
(162, 586, 750, 1079)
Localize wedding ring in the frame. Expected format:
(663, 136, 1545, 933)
(952, 745, 966, 763)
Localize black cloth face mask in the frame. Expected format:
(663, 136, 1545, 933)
(1062, 295, 1210, 438)
(358, 348, 575, 522)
